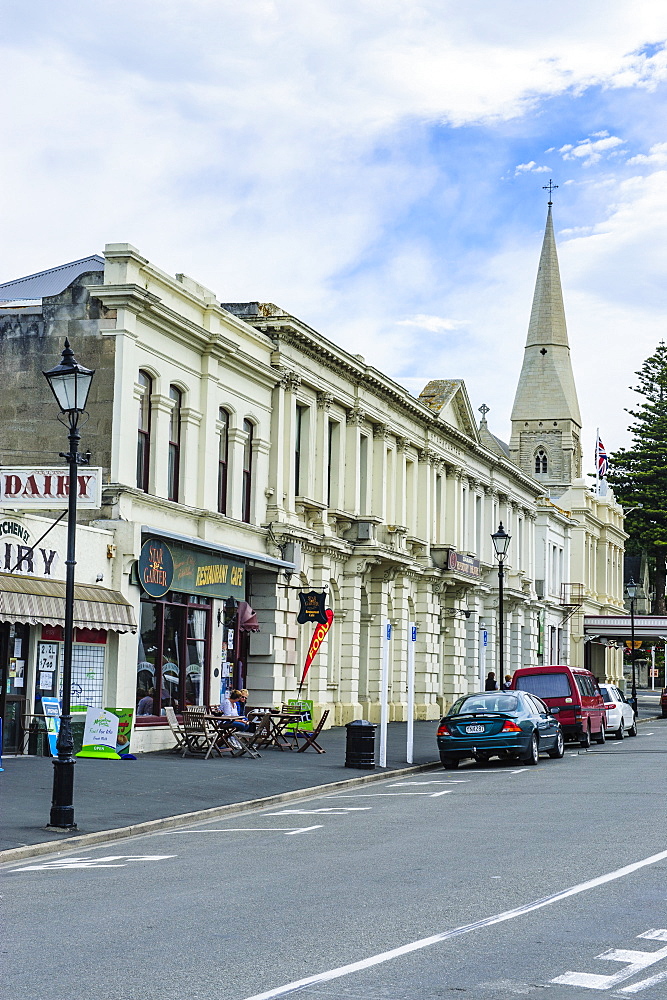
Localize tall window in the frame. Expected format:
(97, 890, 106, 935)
(535, 449, 548, 474)
(295, 404, 307, 496)
(218, 408, 230, 515)
(242, 419, 253, 523)
(359, 435, 368, 512)
(136, 371, 152, 491)
(167, 386, 182, 502)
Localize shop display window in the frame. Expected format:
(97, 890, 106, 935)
(136, 591, 211, 719)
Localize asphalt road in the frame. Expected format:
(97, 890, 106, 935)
(3, 719, 667, 1000)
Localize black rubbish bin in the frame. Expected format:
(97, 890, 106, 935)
(345, 719, 377, 769)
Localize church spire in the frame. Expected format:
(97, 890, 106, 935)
(509, 200, 582, 493)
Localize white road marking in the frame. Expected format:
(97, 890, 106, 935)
(387, 780, 468, 786)
(510, 769, 528, 774)
(239, 848, 667, 1000)
(621, 967, 667, 992)
(12, 854, 175, 872)
(569, 753, 579, 756)
(162, 827, 322, 835)
(552, 928, 667, 990)
(265, 808, 371, 816)
(325, 792, 453, 798)
(284, 826, 322, 836)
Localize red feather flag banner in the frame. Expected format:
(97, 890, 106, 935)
(298, 609, 334, 694)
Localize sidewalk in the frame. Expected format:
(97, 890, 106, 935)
(0, 720, 439, 854)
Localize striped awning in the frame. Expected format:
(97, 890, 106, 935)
(0, 574, 136, 633)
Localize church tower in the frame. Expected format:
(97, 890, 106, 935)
(509, 197, 582, 496)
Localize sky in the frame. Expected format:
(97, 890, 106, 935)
(3, 1, 667, 471)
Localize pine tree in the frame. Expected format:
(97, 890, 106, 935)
(608, 341, 667, 614)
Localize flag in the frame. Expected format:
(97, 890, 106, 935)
(298, 609, 334, 694)
(596, 433, 608, 479)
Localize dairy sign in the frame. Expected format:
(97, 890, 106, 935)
(0, 467, 102, 509)
(0, 519, 59, 577)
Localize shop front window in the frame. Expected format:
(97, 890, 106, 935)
(136, 592, 210, 718)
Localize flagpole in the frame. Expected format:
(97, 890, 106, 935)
(595, 427, 600, 495)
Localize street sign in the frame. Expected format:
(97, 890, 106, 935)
(411, 625, 417, 642)
(482, 630, 488, 647)
(386, 623, 392, 640)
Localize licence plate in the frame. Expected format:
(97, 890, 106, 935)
(465, 724, 485, 734)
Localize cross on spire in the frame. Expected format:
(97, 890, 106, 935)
(479, 403, 490, 421)
(542, 179, 558, 205)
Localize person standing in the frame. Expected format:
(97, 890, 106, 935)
(501, 674, 512, 691)
(485, 672, 498, 691)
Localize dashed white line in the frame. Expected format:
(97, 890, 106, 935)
(325, 792, 453, 798)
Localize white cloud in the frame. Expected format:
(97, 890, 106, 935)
(558, 134, 626, 165)
(515, 161, 551, 174)
(397, 315, 469, 333)
(627, 142, 667, 165)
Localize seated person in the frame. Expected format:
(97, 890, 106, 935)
(137, 688, 155, 716)
(220, 689, 250, 730)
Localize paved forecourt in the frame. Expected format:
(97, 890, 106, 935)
(2, 718, 667, 999)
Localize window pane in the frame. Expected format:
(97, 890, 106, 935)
(162, 606, 185, 711)
(136, 602, 159, 714)
(514, 673, 572, 698)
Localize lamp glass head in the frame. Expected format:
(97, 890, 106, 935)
(626, 578, 639, 600)
(491, 521, 511, 558)
(43, 339, 95, 413)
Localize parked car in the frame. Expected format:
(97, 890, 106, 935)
(510, 665, 606, 747)
(661, 686, 667, 718)
(436, 690, 564, 769)
(599, 683, 637, 739)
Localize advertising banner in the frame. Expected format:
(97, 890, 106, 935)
(106, 707, 134, 756)
(297, 610, 334, 694)
(138, 537, 245, 600)
(76, 708, 120, 759)
(0, 467, 103, 509)
(41, 696, 61, 756)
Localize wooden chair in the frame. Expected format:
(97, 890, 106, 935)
(295, 709, 329, 753)
(164, 706, 187, 754)
(181, 709, 221, 759)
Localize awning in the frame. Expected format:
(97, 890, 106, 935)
(584, 615, 667, 642)
(0, 574, 136, 633)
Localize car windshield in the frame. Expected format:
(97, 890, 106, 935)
(448, 693, 520, 716)
(514, 673, 572, 699)
(599, 685, 611, 700)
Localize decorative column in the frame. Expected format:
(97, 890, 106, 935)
(344, 405, 366, 514)
(149, 392, 173, 499)
(179, 407, 202, 507)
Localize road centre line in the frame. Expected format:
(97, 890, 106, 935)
(387, 780, 469, 786)
(265, 808, 371, 815)
(240, 847, 667, 1000)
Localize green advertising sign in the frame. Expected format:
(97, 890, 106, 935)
(108, 707, 134, 756)
(287, 698, 314, 732)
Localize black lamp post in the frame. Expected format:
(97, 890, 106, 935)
(491, 522, 511, 689)
(43, 339, 95, 830)
(626, 578, 640, 719)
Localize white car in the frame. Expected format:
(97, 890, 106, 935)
(599, 683, 637, 739)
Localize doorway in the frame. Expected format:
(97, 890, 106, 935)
(0, 622, 29, 753)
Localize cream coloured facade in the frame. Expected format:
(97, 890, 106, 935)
(0, 209, 626, 751)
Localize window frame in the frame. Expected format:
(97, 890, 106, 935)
(167, 385, 182, 503)
(218, 407, 230, 515)
(242, 419, 254, 523)
(136, 371, 153, 492)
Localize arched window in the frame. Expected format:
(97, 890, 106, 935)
(242, 419, 253, 523)
(218, 408, 230, 515)
(168, 386, 182, 502)
(136, 371, 152, 491)
(535, 449, 548, 474)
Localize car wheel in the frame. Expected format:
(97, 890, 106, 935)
(524, 733, 540, 765)
(594, 722, 606, 745)
(615, 720, 624, 740)
(579, 723, 591, 749)
(547, 730, 565, 759)
(628, 720, 638, 737)
(440, 754, 459, 770)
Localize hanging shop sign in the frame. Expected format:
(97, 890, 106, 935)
(0, 467, 103, 509)
(446, 550, 481, 578)
(138, 539, 174, 598)
(297, 590, 329, 625)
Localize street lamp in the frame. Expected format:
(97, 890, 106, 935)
(626, 578, 640, 719)
(43, 339, 95, 830)
(491, 522, 511, 689)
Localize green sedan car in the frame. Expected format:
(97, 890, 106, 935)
(437, 690, 564, 769)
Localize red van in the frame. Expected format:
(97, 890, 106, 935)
(510, 665, 607, 747)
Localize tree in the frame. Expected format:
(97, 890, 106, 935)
(608, 341, 667, 614)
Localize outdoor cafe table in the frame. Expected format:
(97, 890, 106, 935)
(247, 709, 307, 751)
(204, 714, 250, 755)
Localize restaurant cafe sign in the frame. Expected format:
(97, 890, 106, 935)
(0, 467, 103, 509)
(138, 538, 245, 600)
